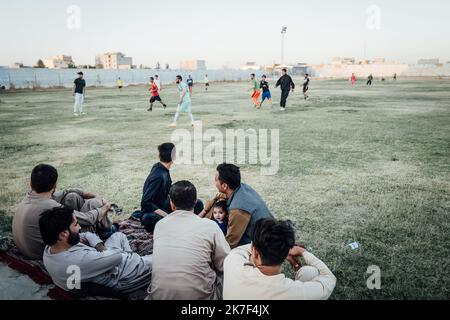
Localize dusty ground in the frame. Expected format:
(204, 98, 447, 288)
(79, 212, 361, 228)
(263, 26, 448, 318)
(0, 79, 449, 299)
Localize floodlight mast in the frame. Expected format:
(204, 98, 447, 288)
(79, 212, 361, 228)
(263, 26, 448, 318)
(281, 27, 287, 65)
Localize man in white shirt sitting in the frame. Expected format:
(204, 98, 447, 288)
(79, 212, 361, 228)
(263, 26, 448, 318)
(223, 219, 336, 300)
(147, 180, 230, 300)
(40, 206, 152, 295)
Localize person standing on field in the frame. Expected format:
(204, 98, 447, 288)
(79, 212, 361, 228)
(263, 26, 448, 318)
(117, 77, 123, 94)
(187, 75, 194, 96)
(73, 72, 86, 116)
(275, 68, 295, 111)
(250, 73, 261, 108)
(204, 74, 210, 91)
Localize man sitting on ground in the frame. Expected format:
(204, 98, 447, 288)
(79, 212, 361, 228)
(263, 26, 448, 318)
(40, 206, 152, 294)
(147, 181, 230, 300)
(13, 164, 113, 260)
(211, 163, 274, 248)
(223, 219, 337, 300)
(136, 143, 203, 233)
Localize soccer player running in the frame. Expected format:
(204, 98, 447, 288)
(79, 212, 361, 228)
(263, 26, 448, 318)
(259, 75, 273, 109)
(117, 77, 123, 93)
(187, 75, 194, 96)
(72, 72, 86, 116)
(350, 73, 357, 86)
(366, 74, 373, 86)
(148, 77, 167, 111)
(275, 68, 295, 111)
(170, 75, 195, 128)
(250, 73, 261, 108)
(303, 73, 310, 100)
(154, 75, 162, 91)
(204, 74, 210, 91)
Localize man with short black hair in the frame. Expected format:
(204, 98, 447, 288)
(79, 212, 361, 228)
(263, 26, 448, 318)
(260, 75, 273, 109)
(72, 72, 86, 116)
(40, 206, 152, 294)
(136, 143, 204, 232)
(275, 68, 295, 111)
(212, 163, 274, 248)
(13, 164, 113, 259)
(148, 76, 167, 111)
(136, 143, 175, 233)
(223, 218, 336, 300)
(250, 73, 261, 108)
(147, 181, 230, 300)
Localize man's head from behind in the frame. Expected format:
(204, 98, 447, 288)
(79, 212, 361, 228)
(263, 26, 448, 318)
(169, 181, 197, 212)
(158, 142, 175, 164)
(31, 164, 58, 194)
(282, 68, 287, 75)
(39, 206, 81, 248)
(215, 163, 241, 194)
(251, 219, 295, 267)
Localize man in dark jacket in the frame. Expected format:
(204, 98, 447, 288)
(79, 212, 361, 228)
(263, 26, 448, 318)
(135, 143, 203, 233)
(275, 68, 295, 111)
(132, 143, 174, 233)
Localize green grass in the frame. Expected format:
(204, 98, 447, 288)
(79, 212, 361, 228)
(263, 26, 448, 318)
(0, 79, 449, 299)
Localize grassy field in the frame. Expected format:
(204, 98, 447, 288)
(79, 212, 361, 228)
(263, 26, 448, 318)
(0, 79, 449, 299)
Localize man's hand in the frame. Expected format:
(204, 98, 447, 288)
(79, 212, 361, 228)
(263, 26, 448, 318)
(83, 192, 96, 199)
(99, 200, 111, 220)
(154, 209, 168, 218)
(197, 209, 207, 218)
(286, 245, 306, 270)
(95, 243, 106, 252)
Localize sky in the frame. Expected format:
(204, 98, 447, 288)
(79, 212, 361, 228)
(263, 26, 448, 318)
(1, 0, 449, 68)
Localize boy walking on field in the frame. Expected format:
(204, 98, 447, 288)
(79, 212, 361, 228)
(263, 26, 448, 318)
(260, 75, 273, 109)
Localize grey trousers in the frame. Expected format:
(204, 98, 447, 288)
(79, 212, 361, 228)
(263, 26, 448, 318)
(61, 192, 113, 233)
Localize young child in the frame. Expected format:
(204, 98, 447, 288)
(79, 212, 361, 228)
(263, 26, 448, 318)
(212, 200, 228, 235)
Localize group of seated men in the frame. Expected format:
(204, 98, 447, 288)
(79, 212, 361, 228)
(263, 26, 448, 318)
(12, 143, 337, 300)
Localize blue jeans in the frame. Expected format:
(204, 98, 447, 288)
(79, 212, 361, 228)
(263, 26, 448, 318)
(133, 200, 204, 233)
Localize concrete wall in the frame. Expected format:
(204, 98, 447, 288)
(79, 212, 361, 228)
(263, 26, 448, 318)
(312, 63, 450, 78)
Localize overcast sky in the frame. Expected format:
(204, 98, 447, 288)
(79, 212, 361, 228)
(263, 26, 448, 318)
(1, 0, 449, 68)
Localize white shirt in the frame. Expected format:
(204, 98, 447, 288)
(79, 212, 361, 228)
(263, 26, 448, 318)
(149, 210, 230, 300)
(155, 79, 161, 90)
(223, 244, 336, 300)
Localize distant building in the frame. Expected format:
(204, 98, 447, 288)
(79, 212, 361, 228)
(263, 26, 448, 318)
(291, 63, 310, 75)
(417, 58, 440, 66)
(95, 52, 133, 69)
(240, 62, 261, 71)
(43, 55, 74, 69)
(331, 57, 356, 65)
(372, 58, 386, 64)
(10, 63, 24, 69)
(180, 60, 207, 71)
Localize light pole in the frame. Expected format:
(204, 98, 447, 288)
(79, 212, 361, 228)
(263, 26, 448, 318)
(281, 26, 287, 65)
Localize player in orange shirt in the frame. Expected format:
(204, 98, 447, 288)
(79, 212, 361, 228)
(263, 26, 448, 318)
(148, 77, 167, 111)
